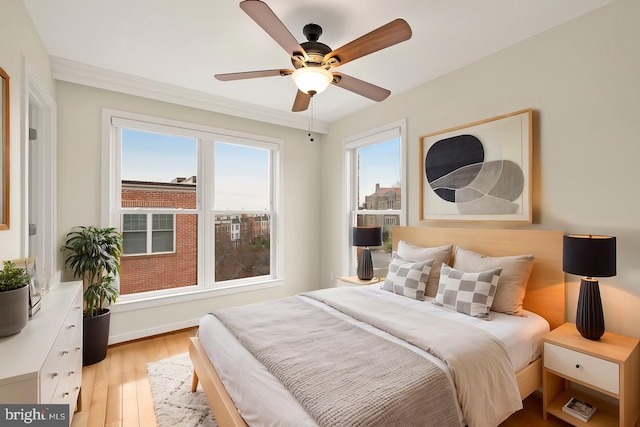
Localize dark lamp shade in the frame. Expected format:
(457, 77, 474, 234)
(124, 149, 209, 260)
(352, 227, 382, 247)
(563, 234, 616, 278)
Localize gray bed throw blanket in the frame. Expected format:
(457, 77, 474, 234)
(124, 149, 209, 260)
(307, 287, 523, 427)
(212, 295, 462, 427)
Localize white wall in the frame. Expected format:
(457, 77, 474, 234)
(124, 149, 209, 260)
(0, 0, 55, 261)
(321, 0, 640, 338)
(55, 81, 322, 341)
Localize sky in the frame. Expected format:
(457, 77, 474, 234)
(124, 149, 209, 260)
(121, 129, 400, 210)
(121, 129, 196, 182)
(121, 128, 269, 210)
(357, 137, 401, 206)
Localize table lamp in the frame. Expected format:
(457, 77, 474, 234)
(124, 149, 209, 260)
(352, 227, 382, 280)
(562, 234, 616, 340)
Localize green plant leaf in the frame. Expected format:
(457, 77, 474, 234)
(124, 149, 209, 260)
(0, 261, 30, 292)
(61, 226, 123, 316)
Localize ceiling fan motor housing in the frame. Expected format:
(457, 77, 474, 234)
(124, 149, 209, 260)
(303, 23, 322, 42)
(292, 23, 332, 68)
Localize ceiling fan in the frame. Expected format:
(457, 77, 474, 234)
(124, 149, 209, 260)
(215, 0, 412, 112)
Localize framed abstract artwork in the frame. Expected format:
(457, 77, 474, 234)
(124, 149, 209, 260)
(420, 109, 532, 223)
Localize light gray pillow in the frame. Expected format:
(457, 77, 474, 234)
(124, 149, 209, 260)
(397, 241, 453, 298)
(382, 253, 434, 300)
(433, 264, 502, 319)
(453, 247, 534, 316)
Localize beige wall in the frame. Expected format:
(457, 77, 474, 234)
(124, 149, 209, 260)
(321, 0, 640, 338)
(56, 81, 322, 341)
(0, 0, 55, 260)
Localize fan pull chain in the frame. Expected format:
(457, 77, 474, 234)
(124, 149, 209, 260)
(308, 96, 315, 142)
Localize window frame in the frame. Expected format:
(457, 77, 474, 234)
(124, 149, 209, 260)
(121, 212, 176, 256)
(343, 119, 407, 277)
(101, 109, 284, 308)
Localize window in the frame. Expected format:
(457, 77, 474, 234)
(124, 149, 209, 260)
(122, 213, 175, 255)
(344, 120, 406, 276)
(213, 142, 272, 282)
(152, 214, 174, 252)
(104, 111, 281, 300)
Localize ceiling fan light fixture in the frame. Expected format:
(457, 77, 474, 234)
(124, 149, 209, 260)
(292, 67, 333, 95)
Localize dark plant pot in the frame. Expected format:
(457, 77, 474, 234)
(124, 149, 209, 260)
(83, 309, 111, 366)
(0, 286, 29, 337)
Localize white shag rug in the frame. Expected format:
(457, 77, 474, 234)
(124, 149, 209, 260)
(147, 353, 217, 427)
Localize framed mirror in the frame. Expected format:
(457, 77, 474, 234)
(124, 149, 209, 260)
(1, 67, 8, 230)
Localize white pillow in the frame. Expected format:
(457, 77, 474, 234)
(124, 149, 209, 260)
(453, 247, 534, 316)
(397, 241, 453, 298)
(382, 253, 434, 301)
(433, 264, 502, 319)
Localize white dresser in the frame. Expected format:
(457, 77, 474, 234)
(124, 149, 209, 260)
(0, 281, 83, 419)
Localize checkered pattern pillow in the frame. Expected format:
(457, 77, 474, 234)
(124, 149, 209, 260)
(433, 264, 502, 319)
(382, 253, 434, 300)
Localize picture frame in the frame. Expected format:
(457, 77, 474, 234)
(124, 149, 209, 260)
(0, 67, 9, 231)
(419, 109, 532, 223)
(11, 257, 41, 317)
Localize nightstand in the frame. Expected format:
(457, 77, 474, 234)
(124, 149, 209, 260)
(542, 322, 640, 426)
(336, 276, 381, 287)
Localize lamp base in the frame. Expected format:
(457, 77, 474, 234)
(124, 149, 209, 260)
(576, 278, 605, 340)
(357, 248, 374, 281)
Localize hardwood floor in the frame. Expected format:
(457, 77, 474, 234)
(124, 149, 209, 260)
(71, 327, 569, 427)
(70, 328, 197, 427)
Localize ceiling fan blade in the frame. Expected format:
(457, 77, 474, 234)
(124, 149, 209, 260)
(292, 90, 311, 112)
(324, 19, 412, 67)
(215, 69, 293, 81)
(332, 73, 390, 102)
(240, 0, 308, 60)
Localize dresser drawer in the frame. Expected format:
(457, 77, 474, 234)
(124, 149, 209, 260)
(40, 291, 83, 403)
(51, 354, 81, 406)
(40, 339, 67, 404)
(52, 335, 82, 404)
(544, 342, 619, 394)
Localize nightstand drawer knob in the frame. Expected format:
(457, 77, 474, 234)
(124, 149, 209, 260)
(575, 364, 580, 368)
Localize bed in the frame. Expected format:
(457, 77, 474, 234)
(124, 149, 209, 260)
(189, 226, 565, 426)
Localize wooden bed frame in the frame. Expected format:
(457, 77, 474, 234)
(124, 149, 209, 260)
(189, 226, 565, 427)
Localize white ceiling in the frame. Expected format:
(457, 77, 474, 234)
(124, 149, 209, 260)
(23, 0, 615, 124)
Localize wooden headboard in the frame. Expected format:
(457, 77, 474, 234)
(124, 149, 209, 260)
(393, 226, 565, 330)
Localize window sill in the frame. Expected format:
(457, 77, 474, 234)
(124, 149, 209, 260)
(110, 279, 283, 313)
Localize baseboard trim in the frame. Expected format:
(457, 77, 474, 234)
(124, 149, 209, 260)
(108, 318, 200, 345)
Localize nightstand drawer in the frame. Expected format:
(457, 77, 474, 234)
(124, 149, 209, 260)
(544, 342, 619, 394)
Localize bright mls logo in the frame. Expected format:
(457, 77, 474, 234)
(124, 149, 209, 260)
(1, 405, 68, 426)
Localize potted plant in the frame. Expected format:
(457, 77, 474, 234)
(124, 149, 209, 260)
(61, 226, 122, 365)
(0, 261, 31, 337)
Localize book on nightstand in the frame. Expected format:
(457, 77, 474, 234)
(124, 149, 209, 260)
(562, 397, 597, 422)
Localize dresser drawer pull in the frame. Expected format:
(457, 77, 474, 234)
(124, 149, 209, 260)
(575, 364, 580, 368)
(69, 371, 75, 375)
(51, 372, 59, 378)
(62, 350, 69, 355)
(68, 324, 76, 328)
(76, 347, 81, 351)
(63, 392, 69, 397)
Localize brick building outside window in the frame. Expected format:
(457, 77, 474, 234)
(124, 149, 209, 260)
(120, 177, 270, 295)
